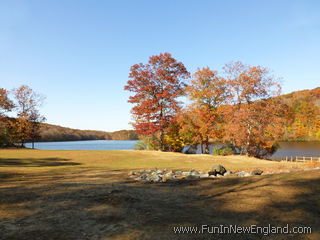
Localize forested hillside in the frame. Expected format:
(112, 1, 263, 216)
(38, 123, 138, 142)
(282, 87, 320, 141)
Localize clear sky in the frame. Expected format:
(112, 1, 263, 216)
(1, 0, 319, 131)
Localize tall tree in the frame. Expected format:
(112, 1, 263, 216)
(12, 85, 45, 147)
(124, 53, 189, 150)
(178, 67, 229, 153)
(222, 62, 287, 158)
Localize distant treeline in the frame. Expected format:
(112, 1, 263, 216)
(38, 123, 139, 142)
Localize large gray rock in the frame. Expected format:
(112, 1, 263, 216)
(208, 165, 227, 176)
(251, 169, 263, 175)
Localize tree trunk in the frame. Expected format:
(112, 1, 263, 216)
(160, 130, 164, 151)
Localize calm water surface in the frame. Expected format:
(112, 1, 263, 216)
(26, 140, 138, 150)
(26, 140, 320, 160)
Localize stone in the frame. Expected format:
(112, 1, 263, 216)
(182, 171, 190, 176)
(223, 171, 232, 176)
(162, 173, 176, 182)
(199, 173, 209, 178)
(175, 171, 183, 175)
(146, 172, 162, 182)
(251, 169, 263, 175)
(185, 174, 200, 180)
(237, 171, 251, 177)
(209, 165, 227, 176)
(156, 169, 163, 174)
(189, 169, 200, 176)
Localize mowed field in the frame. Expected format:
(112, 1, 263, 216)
(0, 149, 319, 240)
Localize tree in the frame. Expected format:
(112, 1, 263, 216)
(124, 53, 189, 150)
(178, 67, 229, 153)
(0, 88, 14, 116)
(186, 67, 229, 109)
(12, 85, 45, 147)
(222, 62, 287, 158)
(0, 88, 15, 147)
(177, 104, 222, 153)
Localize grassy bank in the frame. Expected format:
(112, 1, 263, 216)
(0, 149, 319, 240)
(0, 149, 304, 174)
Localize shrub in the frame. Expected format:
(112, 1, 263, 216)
(134, 137, 159, 150)
(213, 146, 234, 156)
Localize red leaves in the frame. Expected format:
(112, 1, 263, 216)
(124, 53, 190, 147)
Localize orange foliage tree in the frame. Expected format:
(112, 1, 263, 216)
(222, 62, 288, 158)
(177, 67, 229, 153)
(11, 85, 45, 148)
(124, 53, 189, 150)
(0, 88, 15, 146)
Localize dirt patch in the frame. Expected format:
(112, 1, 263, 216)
(0, 169, 319, 240)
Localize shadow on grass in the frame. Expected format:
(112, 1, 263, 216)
(0, 157, 80, 167)
(0, 170, 319, 240)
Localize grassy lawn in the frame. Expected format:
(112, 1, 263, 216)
(0, 149, 319, 240)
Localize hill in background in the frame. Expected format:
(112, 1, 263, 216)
(38, 123, 138, 142)
(281, 87, 320, 141)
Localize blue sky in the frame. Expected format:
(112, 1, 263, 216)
(0, 0, 319, 131)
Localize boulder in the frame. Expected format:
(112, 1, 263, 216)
(199, 173, 209, 178)
(185, 174, 200, 180)
(251, 169, 263, 175)
(189, 169, 200, 176)
(208, 165, 227, 176)
(182, 171, 190, 176)
(223, 171, 232, 176)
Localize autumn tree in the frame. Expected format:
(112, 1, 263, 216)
(12, 85, 45, 148)
(0, 88, 14, 116)
(222, 62, 288, 158)
(124, 53, 189, 150)
(177, 67, 229, 153)
(0, 88, 15, 146)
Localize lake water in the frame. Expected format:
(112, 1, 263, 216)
(25, 140, 138, 150)
(25, 140, 320, 160)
